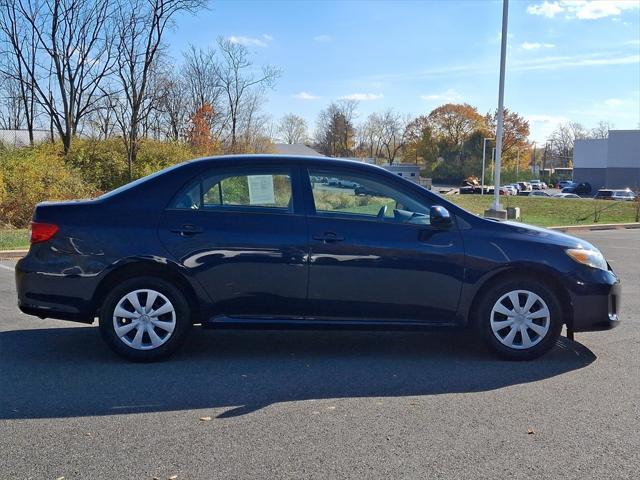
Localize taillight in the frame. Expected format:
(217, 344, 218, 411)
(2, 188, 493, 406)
(30, 221, 59, 244)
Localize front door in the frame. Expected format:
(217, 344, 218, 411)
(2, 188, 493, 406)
(158, 165, 309, 319)
(304, 167, 464, 323)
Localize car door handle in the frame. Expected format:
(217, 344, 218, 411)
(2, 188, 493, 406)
(313, 232, 345, 243)
(171, 224, 203, 236)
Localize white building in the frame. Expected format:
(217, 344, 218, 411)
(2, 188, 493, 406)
(0, 129, 50, 147)
(382, 163, 421, 183)
(573, 130, 640, 191)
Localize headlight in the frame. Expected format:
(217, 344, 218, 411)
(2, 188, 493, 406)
(566, 248, 608, 271)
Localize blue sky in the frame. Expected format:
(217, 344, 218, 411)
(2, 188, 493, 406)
(166, 0, 640, 142)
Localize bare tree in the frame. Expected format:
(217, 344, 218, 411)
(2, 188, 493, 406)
(315, 100, 358, 157)
(116, 0, 207, 177)
(84, 92, 119, 139)
(590, 120, 613, 139)
(548, 122, 588, 167)
(236, 91, 273, 153)
(278, 114, 308, 144)
(381, 110, 409, 164)
(156, 71, 189, 141)
(0, 72, 25, 129)
(0, 0, 118, 152)
(182, 44, 227, 142)
(214, 37, 280, 151)
(182, 45, 221, 110)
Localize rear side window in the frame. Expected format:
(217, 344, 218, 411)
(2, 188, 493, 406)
(170, 169, 293, 212)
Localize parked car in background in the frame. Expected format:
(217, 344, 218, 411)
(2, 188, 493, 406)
(338, 179, 359, 189)
(15, 155, 621, 362)
(529, 191, 552, 197)
(557, 180, 575, 189)
(354, 184, 382, 196)
(530, 180, 547, 190)
(504, 185, 518, 196)
(594, 189, 637, 201)
(553, 193, 581, 199)
(562, 182, 591, 196)
(517, 181, 532, 193)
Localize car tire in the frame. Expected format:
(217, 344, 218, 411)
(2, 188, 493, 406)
(476, 277, 563, 360)
(99, 276, 192, 362)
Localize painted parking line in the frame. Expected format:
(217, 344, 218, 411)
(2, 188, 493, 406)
(0, 263, 15, 272)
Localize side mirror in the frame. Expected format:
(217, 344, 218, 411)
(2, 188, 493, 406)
(430, 205, 452, 228)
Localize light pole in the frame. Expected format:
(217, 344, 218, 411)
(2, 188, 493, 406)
(492, 0, 509, 213)
(516, 148, 520, 181)
(481, 137, 493, 195)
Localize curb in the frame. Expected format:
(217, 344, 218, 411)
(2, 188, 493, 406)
(0, 249, 28, 260)
(549, 223, 640, 233)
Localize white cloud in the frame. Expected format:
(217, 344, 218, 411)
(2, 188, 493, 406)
(605, 98, 623, 107)
(339, 93, 383, 101)
(419, 88, 462, 103)
(513, 53, 639, 71)
(521, 41, 555, 50)
(368, 52, 639, 83)
(526, 114, 570, 142)
(292, 91, 319, 100)
(527, 1, 640, 20)
(228, 34, 273, 48)
(313, 34, 332, 43)
(527, 1, 563, 18)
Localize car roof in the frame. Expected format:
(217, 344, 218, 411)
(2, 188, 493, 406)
(188, 154, 380, 169)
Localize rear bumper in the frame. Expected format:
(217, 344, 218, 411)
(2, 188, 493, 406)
(15, 256, 98, 324)
(568, 269, 621, 332)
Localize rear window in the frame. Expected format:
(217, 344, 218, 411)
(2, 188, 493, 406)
(170, 168, 293, 212)
(99, 162, 186, 200)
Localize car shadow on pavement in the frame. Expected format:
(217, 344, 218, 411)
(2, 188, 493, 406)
(0, 326, 596, 420)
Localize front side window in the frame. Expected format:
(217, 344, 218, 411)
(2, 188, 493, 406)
(308, 169, 431, 224)
(171, 169, 293, 212)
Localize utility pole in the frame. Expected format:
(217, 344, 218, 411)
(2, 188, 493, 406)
(489, 0, 509, 215)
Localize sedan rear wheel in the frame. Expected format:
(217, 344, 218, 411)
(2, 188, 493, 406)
(99, 276, 191, 361)
(113, 289, 177, 351)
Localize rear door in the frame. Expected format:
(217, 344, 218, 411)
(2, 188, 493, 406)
(303, 167, 465, 323)
(158, 165, 309, 319)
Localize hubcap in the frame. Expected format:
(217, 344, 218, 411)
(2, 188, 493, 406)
(112, 289, 176, 351)
(490, 289, 550, 350)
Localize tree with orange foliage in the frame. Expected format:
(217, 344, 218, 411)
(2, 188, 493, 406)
(485, 108, 530, 159)
(427, 103, 487, 150)
(187, 102, 216, 154)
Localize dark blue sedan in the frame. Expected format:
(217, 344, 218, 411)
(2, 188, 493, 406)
(15, 155, 621, 361)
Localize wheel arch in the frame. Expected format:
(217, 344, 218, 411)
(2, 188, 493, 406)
(92, 259, 202, 323)
(466, 265, 573, 330)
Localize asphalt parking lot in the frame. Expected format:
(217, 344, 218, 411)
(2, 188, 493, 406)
(1, 229, 638, 479)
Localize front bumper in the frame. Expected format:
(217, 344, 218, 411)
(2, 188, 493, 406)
(568, 268, 621, 332)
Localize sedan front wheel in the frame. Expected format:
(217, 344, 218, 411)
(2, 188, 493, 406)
(478, 278, 563, 360)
